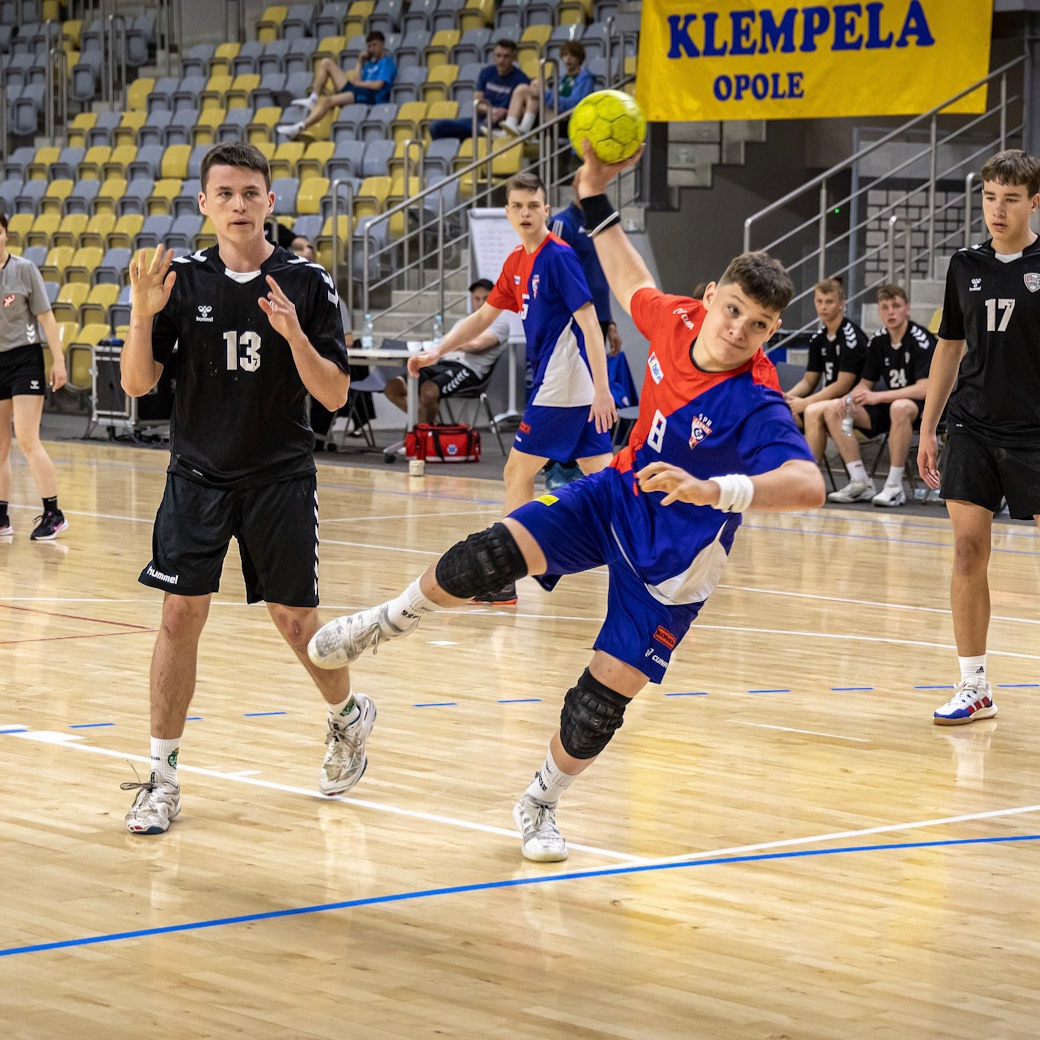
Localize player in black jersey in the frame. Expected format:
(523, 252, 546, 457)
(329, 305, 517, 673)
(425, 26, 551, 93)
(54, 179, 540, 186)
(919, 149, 1040, 725)
(119, 142, 366, 834)
(823, 283, 935, 507)
(786, 276, 868, 461)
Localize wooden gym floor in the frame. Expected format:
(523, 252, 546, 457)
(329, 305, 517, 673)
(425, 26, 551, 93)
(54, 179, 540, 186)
(2, 441, 1039, 1040)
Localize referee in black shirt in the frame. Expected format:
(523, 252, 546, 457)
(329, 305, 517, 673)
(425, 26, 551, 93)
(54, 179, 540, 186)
(920, 149, 1040, 726)
(119, 143, 373, 834)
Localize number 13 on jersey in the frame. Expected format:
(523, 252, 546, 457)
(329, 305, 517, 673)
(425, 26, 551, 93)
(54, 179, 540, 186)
(224, 330, 262, 372)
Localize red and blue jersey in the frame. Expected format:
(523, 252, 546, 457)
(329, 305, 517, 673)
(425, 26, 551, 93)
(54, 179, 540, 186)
(606, 288, 814, 593)
(488, 233, 595, 407)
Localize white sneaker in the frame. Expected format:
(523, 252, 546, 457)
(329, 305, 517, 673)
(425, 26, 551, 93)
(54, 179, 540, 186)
(933, 677, 998, 726)
(513, 794, 568, 862)
(827, 479, 876, 503)
(276, 121, 303, 140)
(308, 603, 421, 669)
(320, 693, 377, 795)
(291, 94, 316, 111)
(0, 520, 11, 536)
(872, 484, 906, 507)
(123, 771, 181, 834)
(500, 116, 521, 136)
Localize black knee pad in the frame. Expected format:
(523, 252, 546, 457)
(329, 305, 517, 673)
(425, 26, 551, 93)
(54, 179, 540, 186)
(559, 668, 630, 760)
(435, 522, 528, 599)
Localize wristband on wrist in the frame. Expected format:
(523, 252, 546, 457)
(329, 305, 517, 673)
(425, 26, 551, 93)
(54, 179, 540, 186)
(580, 193, 621, 236)
(711, 474, 755, 513)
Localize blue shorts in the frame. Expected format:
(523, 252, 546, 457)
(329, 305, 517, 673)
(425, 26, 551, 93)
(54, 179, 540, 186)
(510, 469, 705, 684)
(512, 403, 613, 461)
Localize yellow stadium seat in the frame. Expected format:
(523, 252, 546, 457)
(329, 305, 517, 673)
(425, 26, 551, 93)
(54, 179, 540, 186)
(246, 107, 282, 144)
(191, 110, 226, 148)
(422, 100, 459, 140)
(65, 341, 94, 396)
(102, 146, 138, 181)
(79, 284, 122, 328)
(255, 5, 288, 43)
(387, 139, 424, 178)
(458, 0, 493, 31)
(295, 177, 330, 215)
(518, 24, 552, 63)
(69, 325, 112, 369)
(93, 178, 128, 215)
(41, 180, 75, 214)
(110, 111, 146, 148)
(56, 321, 81, 352)
(78, 145, 112, 181)
(269, 142, 305, 180)
(425, 30, 460, 70)
(62, 18, 82, 49)
(518, 55, 540, 80)
(67, 112, 96, 149)
(28, 146, 60, 181)
(126, 77, 155, 111)
(4, 214, 33, 250)
(39, 246, 76, 283)
(391, 101, 427, 146)
(200, 74, 234, 111)
(296, 141, 335, 181)
(52, 283, 89, 323)
(315, 214, 352, 272)
(343, 0, 374, 39)
(107, 213, 144, 250)
(558, 0, 591, 25)
(209, 42, 241, 76)
(81, 212, 117, 249)
(226, 74, 260, 109)
(25, 213, 61, 250)
(353, 176, 391, 219)
(314, 35, 345, 61)
(51, 213, 90, 250)
(195, 217, 218, 250)
(928, 307, 943, 333)
(64, 246, 105, 285)
(423, 64, 458, 104)
(252, 141, 276, 161)
(147, 179, 182, 215)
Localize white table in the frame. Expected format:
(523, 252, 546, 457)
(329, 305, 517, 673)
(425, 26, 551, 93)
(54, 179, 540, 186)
(347, 344, 420, 460)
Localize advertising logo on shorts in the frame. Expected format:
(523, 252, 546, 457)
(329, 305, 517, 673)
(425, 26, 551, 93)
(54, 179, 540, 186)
(688, 413, 712, 448)
(1025, 273, 1040, 293)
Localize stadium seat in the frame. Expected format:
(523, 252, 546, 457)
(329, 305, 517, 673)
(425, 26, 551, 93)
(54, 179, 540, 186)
(518, 23, 552, 64)
(113, 110, 147, 147)
(360, 138, 394, 177)
(101, 145, 139, 181)
(87, 111, 124, 148)
(51, 283, 89, 324)
(283, 37, 317, 76)
(282, 3, 316, 40)
(389, 65, 426, 105)
(312, 33, 346, 63)
(146, 76, 181, 114)
(227, 74, 260, 109)
(198, 73, 233, 111)
(296, 141, 336, 181)
(296, 177, 330, 215)
(4, 146, 37, 183)
(354, 175, 391, 218)
(217, 108, 254, 143)
(269, 142, 305, 180)
(127, 145, 165, 181)
(367, 0, 404, 36)
(187, 145, 211, 180)
(180, 43, 216, 78)
(331, 103, 371, 143)
(423, 65, 458, 104)
(27, 146, 60, 181)
(126, 77, 155, 111)
(452, 63, 483, 104)
(391, 101, 427, 145)
(270, 177, 299, 216)
(64, 245, 104, 285)
(431, 0, 465, 32)
(313, 1, 349, 38)
(209, 41, 242, 76)
(108, 285, 133, 329)
(425, 29, 460, 69)
(257, 39, 292, 77)
(166, 214, 203, 252)
(51, 213, 89, 250)
(25, 213, 61, 250)
(51, 146, 86, 181)
(459, 0, 494, 32)
(315, 214, 352, 270)
(422, 99, 459, 138)
(13, 180, 47, 214)
(395, 29, 430, 70)
(424, 137, 460, 178)
(246, 107, 283, 143)
(195, 217, 218, 250)
(93, 247, 133, 286)
(231, 40, 265, 76)
(134, 214, 174, 250)
(65, 340, 95, 397)
(40, 179, 74, 215)
(494, 0, 523, 30)
(256, 5, 288, 43)
(77, 145, 112, 181)
(191, 109, 226, 148)
(138, 110, 175, 148)
(116, 177, 154, 216)
(93, 178, 129, 216)
(343, 1, 375, 39)
(79, 282, 121, 325)
(387, 139, 424, 178)
(360, 102, 397, 143)
(81, 212, 117, 249)
(146, 179, 182, 216)
(62, 180, 102, 215)
(171, 180, 201, 218)
(55, 322, 82, 358)
(454, 27, 492, 66)
(103, 213, 141, 250)
(38, 245, 75, 282)
(325, 140, 367, 183)
(20, 245, 48, 268)
(401, 0, 437, 35)
(2, 213, 33, 250)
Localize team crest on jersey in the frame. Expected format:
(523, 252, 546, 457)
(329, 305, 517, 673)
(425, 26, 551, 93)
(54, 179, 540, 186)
(1025, 273, 1040, 293)
(2, 294, 14, 307)
(970, 278, 982, 292)
(196, 305, 213, 322)
(647, 352, 663, 384)
(531, 275, 540, 298)
(688, 413, 713, 448)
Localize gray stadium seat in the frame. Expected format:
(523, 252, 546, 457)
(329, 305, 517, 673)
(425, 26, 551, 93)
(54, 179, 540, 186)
(63, 180, 102, 215)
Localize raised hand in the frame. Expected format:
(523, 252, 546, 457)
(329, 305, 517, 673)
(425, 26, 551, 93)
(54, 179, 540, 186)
(574, 140, 647, 198)
(258, 275, 305, 345)
(128, 246, 177, 318)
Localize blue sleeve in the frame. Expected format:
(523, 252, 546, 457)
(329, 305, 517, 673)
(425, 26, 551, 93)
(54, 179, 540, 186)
(558, 69, 596, 112)
(739, 394, 817, 474)
(553, 246, 593, 315)
(476, 66, 493, 93)
(373, 56, 396, 85)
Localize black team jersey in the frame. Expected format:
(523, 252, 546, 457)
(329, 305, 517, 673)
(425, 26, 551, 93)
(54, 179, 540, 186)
(939, 237, 1040, 445)
(150, 245, 349, 489)
(805, 317, 868, 386)
(861, 319, 935, 391)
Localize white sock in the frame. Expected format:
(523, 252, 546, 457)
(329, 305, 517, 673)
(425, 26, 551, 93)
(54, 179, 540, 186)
(328, 695, 360, 727)
(847, 460, 869, 483)
(519, 111, 536, 132)
(385, 578, 438, 630)
(885, 466, 905, 488)
(959, 655, 987, 683)
(150, 737, 180, 784)
(307, 91, 318, 105)
(524, 748, 578, 806)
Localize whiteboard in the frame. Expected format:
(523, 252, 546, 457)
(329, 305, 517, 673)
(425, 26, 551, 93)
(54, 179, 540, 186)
(467, 207, 525, 342)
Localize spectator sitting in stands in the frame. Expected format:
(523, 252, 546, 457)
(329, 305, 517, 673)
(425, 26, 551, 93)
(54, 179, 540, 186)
(291, 235, 317, 261)
(500, 42, 595, 138)
(384, 278, 509, 425)
(277, 31, 397, 141)
(430, 39, 529, 141)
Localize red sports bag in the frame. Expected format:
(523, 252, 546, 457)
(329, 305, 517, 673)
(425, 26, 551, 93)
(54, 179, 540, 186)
(404, 423, 481, 463)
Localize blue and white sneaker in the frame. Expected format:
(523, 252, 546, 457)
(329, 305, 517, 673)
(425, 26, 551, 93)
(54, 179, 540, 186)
(933, 677, 998, 726)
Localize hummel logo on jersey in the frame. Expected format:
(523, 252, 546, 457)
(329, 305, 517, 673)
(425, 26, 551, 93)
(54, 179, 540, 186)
(648, 352, 663, 384)
(146, 564, 179, 585)
(196, 305, 214, 322)
(689, 413, 713, 448)
(29, 380, 40, 390)
(2, 294, 14, 307)
(1025, 273, 1040, 293)
(970, 278, 982, 292)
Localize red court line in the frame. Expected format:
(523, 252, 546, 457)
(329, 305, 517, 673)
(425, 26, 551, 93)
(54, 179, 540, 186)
(0, 603, 153, 630)
(2, 629, 158, 646)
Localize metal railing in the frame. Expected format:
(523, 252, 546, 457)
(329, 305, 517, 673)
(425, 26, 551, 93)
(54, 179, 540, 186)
(743, 55, 1027, 347)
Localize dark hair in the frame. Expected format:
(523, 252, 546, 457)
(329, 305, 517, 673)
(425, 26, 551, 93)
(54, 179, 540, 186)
(494, 39, 518, 54)
(469, 278, 494, 292)
(876, 282, 908, 304)
(365, 30, 385, 44)
(0, 212, 7, 231)
(201, 142, 271, 191)
(717, 251, 795, 314)
(505, 170, 546, 200)
(980, 149, 1040, 196)
(560, 41, 586, 63)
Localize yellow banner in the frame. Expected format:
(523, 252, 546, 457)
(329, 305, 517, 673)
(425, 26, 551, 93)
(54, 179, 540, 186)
(635, 1, 992, 121)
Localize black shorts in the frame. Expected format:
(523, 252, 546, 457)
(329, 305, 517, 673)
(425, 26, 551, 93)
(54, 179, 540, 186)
(941, 429, 1040, 520)
(418, 360, 483, 397)
(139, 472, 321, 605)
(0, 344, 46, 400)
(856, 400, 922, 439)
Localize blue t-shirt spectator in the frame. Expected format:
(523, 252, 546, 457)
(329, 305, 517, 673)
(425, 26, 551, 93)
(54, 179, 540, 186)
(355, 54, 397, 105)
(477, 64, 530, 113)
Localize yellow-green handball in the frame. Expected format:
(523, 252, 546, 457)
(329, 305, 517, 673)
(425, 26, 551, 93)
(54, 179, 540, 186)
(567, 89, 646, 164)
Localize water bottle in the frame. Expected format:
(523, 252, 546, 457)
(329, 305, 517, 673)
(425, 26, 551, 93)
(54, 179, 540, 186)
(840, 394, 855, 437)
(432, 312, 443, 348)
(361, 312, 374, 350)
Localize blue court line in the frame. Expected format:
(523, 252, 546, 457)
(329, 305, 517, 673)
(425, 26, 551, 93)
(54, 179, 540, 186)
(997, 683, 1039, 688)
(242, 711, 287, 718)
(665, 691, 708, 697)
(3, 832, 1037, 960)
(831, 687, 874, 692)
(0, 726, 28, 734)
(69, 723, 114, 729)
(414, 701, 457, 708)
(914, 685, 954, 690)
(186, 716, 202, 721)
(748, 688, 789, 694)
(497, 698, 542, 703)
